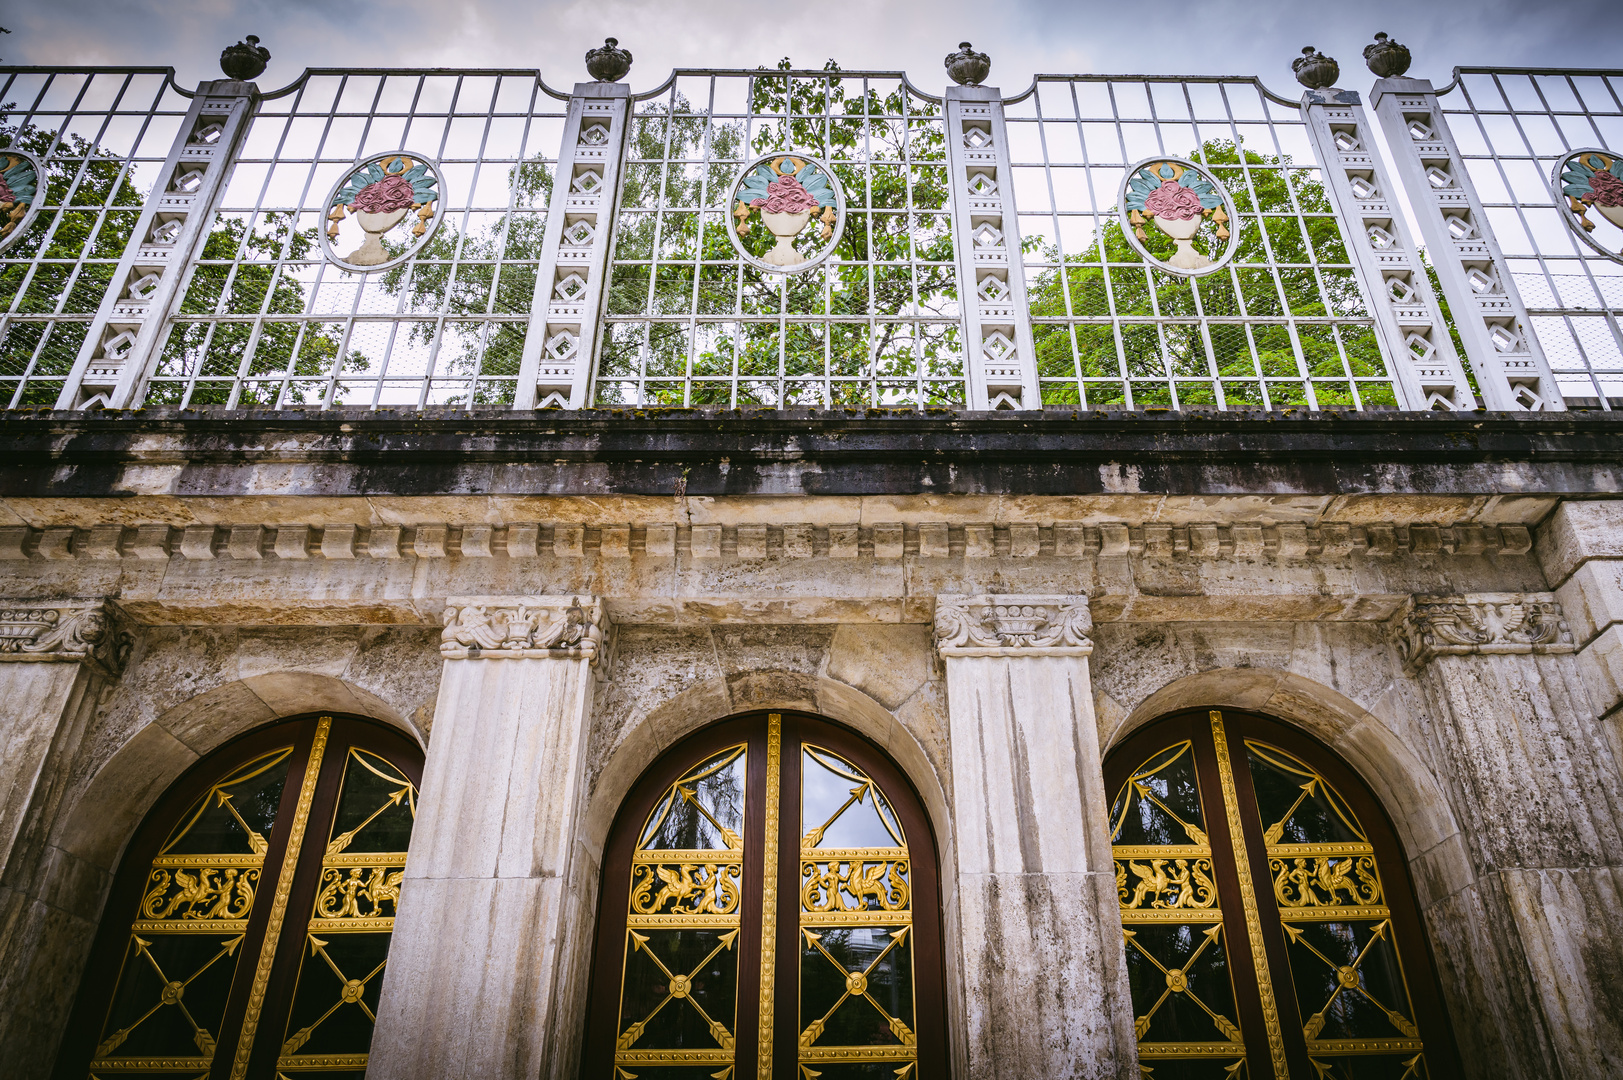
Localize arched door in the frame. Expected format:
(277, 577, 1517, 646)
(55, 714, 423, 1080)
(1104, 709, 1459, 1080)
(583, 711, 949, 1078)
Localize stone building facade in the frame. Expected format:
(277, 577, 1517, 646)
(1, 35, 1622, 1080)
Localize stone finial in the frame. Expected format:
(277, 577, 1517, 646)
(934, 594, 1092, 655)
(944, 42, 991, 87)
(219, 35, 270, 82)
(1292, 45, 1340, 91)
(1363, 32, 1412, 79)
(585, 37, 633, 83)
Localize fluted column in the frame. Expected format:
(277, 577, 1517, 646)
(933, 594, 1136, 1080)
(0, 599, 131, 1062)
(368, 596, 605, 1080)
(1395, 593, 1623, 1078)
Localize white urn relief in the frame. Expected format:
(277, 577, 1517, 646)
(727, 152, 845, 272)
(321, 151, 445, 272)
(1119, 156, 1239, 276)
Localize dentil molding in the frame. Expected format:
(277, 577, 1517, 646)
(934, 594, 1092, 657)
(1393, 592, 1574, 672)
(0, 598, 133, 677)
(440, 595, 605, 661)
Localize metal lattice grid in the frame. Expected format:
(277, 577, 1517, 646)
(594, 69, 965, 408)
(1439, 69, 1623, 405)
(139, 70, 566, 408)
(0, 68, 190, 407)
(1008, 76, 1398, 410)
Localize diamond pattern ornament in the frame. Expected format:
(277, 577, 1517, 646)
(150, 218, 183, 244)
(126, 271, 163, 300)
(963, 125, 992, 150)
(572, 169, 602, 194)
(545, 330, 580, 360)
(967, 172, 998, 196)
(1407, 118, 1434, 141)
(1350, 175, 1379, 200)
(1404, 332, 1436, 362)
(579, 123, 610, 147)
(1425, 165, 1453, 189)
(982, 330, 1016, 362)
(1385, 276, 1416, 304)
(563, 219, 596, 247)
(976, 274, 1010, 303)
(1466, 267, 1498, 293)
(1366, 224, 1397, 250)
(554, 272, 588, 300)
(1333, 130, 1361, 153)
(972, 221, 1004, 248)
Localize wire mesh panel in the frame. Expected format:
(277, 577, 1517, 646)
(139, 70, 566, 408)
(1009, 77, 1398, 410)
(1439, 69, 1623, 404)
(0, 68, 189, 407)
(594, 68, 964, 408)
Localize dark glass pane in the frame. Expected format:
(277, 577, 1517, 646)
(1309, 1052, 1429, 1079)
(325, 749, 417, 855)
(1285, 920, 1418, 1043)
(1123, 923, 1242, 1045)
(1245, 743, 1364, 846)
(800, 925, 914, 1048)
(280, 931, 391, 1057)
(163, 747, 293, 856)
(96, 932, 239, 1059)
(617, 928, 740, 1052)
(1110, 741, 1207, 847)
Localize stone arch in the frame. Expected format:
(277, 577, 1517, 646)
(1103, 667, 1469, 910)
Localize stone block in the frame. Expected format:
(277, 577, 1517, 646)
(80, 525, 124, 560)
(1009, 523, 1040, 557)
(1055, 523, 1089, 556)
(414, 524, 448, 558)
(1277, 522, 1308, 560)
(1231, 523, 1263, 559)
(129, 524, 172, 560)
(554, 523, 584, 557)
(1537, 499, 1623, 584)
(179, 525, 216, 560)
(736, 524, 767, 559)
(599, 525, 630, 558)
(226, 525, 263, 560)
(273, 525, 311, 559)
(1499, 523, 1532, 555)
(644, 524, 675, 558)
(0, 527, 26, 559)
(918, 522, 950, 557)
(689, 525, 721, 559)
(964, 524, 994, 558)
(1142, 523, 1171, 558)
(1319, 522, 1353, 556)
(828, 524, 859, 557)
(782, 524, 813, 557)
(506, 523, 540, 558)
(872, 523, 903, 559)
(1556, 557, 1623, 646)
(321, 524, 357, 559)
(1188, 523, 1219, 556)
(1098, 522, 1129, 556)
(37, 528, 74, 560)
(460, 524, 494, 557)
(1577, 623, 1623, 717)
(826, 623, 932, 710)
(1366, 522, 1398, 556)
(368, 525, 404, 558)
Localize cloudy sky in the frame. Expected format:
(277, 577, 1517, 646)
(4, 0, 1620, 94)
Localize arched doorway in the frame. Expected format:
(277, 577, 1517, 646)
(1104, 709, 1460, 1079)
(54, 714, 423, 1080)
(583, 711, 949, 1078)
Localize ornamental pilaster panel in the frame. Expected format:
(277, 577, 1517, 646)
(931, 594, 1136, 1077)
(1299, 88, 1476, 411)
(945, 87, 1040, 411)
(1370, 77, 1564, 411)
(55, 80, 259, 410)
(514, 82, 631, 409)
(368, 595, 604, 1079)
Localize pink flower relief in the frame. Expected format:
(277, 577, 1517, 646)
(0, 179, 13, 204)
(1144, 180, 1206, 221)
(350, 173, 417, 214)
(751, 174, 818, 214)
(1587, 168, 1623, 208)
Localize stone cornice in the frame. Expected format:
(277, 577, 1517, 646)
(0, 598, 132, 677)
(1394, 592, 1575, 672)
(440, 595, 605, 661)
(934, 594, 1092, 657)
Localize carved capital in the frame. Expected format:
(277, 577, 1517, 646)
(440, 595, 605, 661)
(934, 594, 1092, 657)
(0, 598, 133, 677)
(1393, 592, 1574, 672)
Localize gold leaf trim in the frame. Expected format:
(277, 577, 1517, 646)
(757, 714, 781, 1080)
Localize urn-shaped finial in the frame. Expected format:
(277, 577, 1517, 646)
(585, 37, 633, 82)
(220, 35, 271, 82)
(1363, 32, 1412, 79)
(944, 42, 991, 87)
(1292, 45, 1340, 91)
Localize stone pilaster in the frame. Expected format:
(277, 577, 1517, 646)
(368, 596, 605, 1079)
(0, 598, 130, 1064)
(1395, 592, 1623, 1078)
(933, 595, 1136, 1079)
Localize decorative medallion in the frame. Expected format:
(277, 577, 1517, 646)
(0, 149, 43, 255)
(1555, 148, 1623, 262)
(1119, 157, 1238, 277)
(727, 152, 845, 273)
(320, 151, 444, 272)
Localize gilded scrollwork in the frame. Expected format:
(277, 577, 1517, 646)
(314, 864, 406, 920)
(800, 858, 911, 914)
(141, 865, 259, 922)
(1270, 855, 1382, 910)
(629, 860, 743, 917)
(1115, 857, 1219, 911)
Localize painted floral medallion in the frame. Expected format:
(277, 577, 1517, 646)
(1556, 147, 1623, 262)
(1119, 157, 1238, 277)
(727, 152, 845, 273)
(320, 151, 445, 272)
(0, 149, 43, 255)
